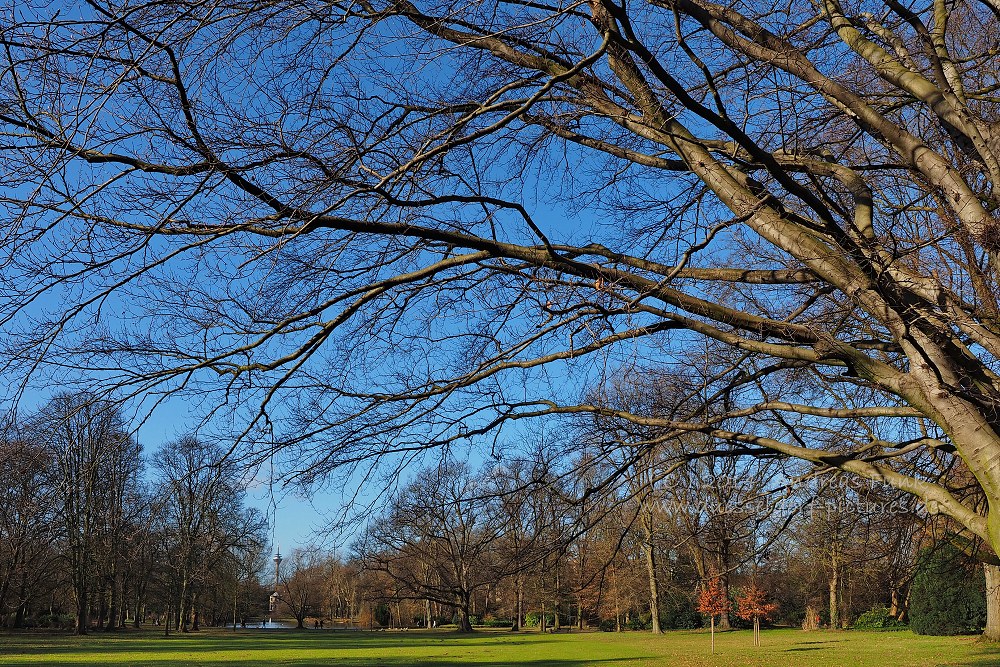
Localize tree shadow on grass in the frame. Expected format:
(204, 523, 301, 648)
(0, 630, 635, 665)
(291, 660, 641, 667)
(947, 645, 1000, 667)
(783, 638, 844, 652)
(0, 656, 638, 667)
(0, 629, 571, 655)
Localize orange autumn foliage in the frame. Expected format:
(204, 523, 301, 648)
(736, 585, 778, 622)
(696, 578, 730, 617)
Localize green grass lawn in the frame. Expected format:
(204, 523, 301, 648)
(1, 628, 998, 666)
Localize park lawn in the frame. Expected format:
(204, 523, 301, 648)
(0, 628, 998, 667)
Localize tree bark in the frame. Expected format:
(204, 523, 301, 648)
(515, 578, 524, 631)
(717, 571, 731, 631)
(828, 563, 840, 630)
(889, 586, 901, 619)
(640, 512, 662, 633)
(75, 587, 89, 635)
(96, 587, 107, 631)
(611, 565, 621, 632)
(106, 571, 120, 631)
(985, 563, 1000, 641)
(456, 603, 474, 632)
(553, 571, 561, 631)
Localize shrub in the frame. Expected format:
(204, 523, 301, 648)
(523, 611, 554, 627)
(627, 614, 651, 631)
(36, 613, 74, 629)
(598, 618, 618, 632)
(373, 603, 391, 628)
(852, 606, 906, 631)
(662, 597, 702, 629)
(909, 544, 985, 636)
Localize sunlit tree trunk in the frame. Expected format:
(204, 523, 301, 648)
(456, 597, 473, 633)
(639, 501, 662, 633)
(985, 564, 1000, 642)
(717, 570, 731, 631)
(516, 578, 524, 630)
(828, 558, 840, 630)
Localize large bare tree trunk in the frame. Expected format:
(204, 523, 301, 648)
(457, 609, 473, 632)
(13, 598, 26, 629)
(553, 571, 561, 631)
(889, 587, 901, 620)
(717, 571, 731, 631)
(75, 587, 89, 635)
(96, 587, 107, 631)
(643, 543, 662, 633)
(828, 563, 840, 630)
(456, 595, 474, 632)
(611, 566, 621, 632)
(640, 507, 662, 633)
(106, 570, 120, 631)
(515, 578, 524, 630)
(985, 564, 1000, 642)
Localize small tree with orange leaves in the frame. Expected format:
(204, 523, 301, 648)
(697, 578, 731, 654)
(736, 585, 779, 647)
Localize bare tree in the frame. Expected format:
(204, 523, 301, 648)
(278, 548, 326, 629)
(484, 457, 567, 630)
(33, 394, 139, 635)
(6, 0, 1000, 638)
(357, 461, 516, 632)
(0, 427, 57, 628)
(155, 435, 260, 632)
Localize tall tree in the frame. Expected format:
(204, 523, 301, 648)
(33, 394, 139, 635)
(155, 435, 258, 632)
(0, 427, 57, 628)
(278, 548, 326, 629)
(7, 0, 1000, 637)
(485, 458, 560, 631)
(357, 461, 513, 632)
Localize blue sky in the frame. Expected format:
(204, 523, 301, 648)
(0, 1, 752, 559)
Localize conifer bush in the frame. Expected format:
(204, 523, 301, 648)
(909, 545, 985, 636)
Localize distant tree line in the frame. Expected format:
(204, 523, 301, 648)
(0, 392, 268, 633)
(3, 393, 986, 637)
(345, 446, 983, 635)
